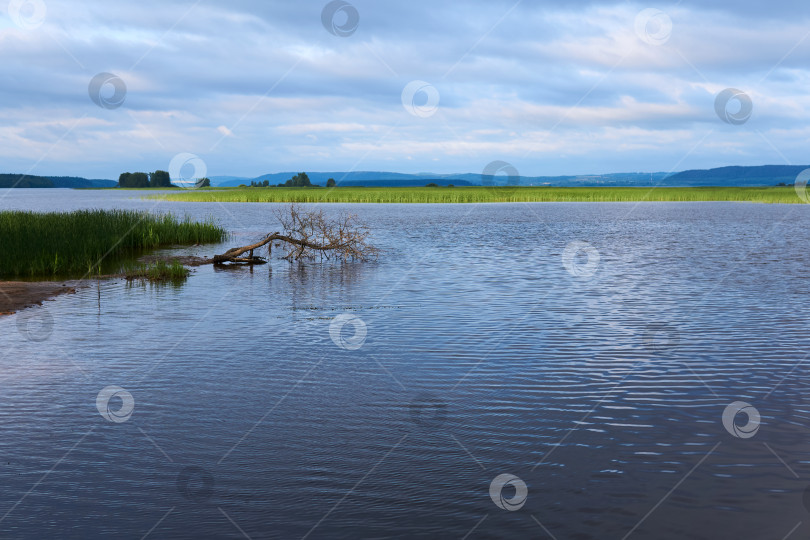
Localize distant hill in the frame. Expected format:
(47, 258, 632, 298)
(209, 175, 252, 185)
(326, 178, 472, 187)
(0, 174, 116, 188)
(48, 176, 117, 188)
(0, 174, 53, 188)
(467, 172, 673, 187)
(2, 165, 805, 189)
(214, 171, 671, 187)
(217, 167, 805, 187)
(216, 171, 449, 187)
(664, 165, 810, 186)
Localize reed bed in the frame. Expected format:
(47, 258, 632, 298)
(0, 209, 226, 277)
(152, 186, 805, 204)
(124, 260, 190, 284)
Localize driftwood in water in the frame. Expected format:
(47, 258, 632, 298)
(210, 205, 378, 265)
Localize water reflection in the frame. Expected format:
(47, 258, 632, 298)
(1, 191, 809, 538)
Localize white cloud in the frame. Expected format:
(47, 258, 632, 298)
(1, 0, 809, 178)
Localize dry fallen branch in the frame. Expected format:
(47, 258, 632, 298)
(210, 204, 378, 264)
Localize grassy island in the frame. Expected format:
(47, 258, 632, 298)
(150, 186, 805, 204)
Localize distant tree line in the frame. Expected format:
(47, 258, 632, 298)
(0, 174, 54, 188)
(0, 175, 121, 189)
(243, 172, 331, 188)
(119, 171, 167, 188)
(282, 172, 312, 187)
(118, 170, 210, 188)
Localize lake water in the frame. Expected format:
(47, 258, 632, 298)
(2, 189, 810, 539)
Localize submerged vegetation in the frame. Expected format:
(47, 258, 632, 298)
(152, 186, 807, 204)
(0, 210, 226, 278)
(124, 260, 190, 284)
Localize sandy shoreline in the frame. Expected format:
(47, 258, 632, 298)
(0, 281, 82, 316)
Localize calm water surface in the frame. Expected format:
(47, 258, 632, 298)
(1, 189, 810, 539)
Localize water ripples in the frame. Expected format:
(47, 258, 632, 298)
(1, 193, 810, 538)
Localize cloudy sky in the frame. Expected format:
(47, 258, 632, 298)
(1, 0, 809, 179)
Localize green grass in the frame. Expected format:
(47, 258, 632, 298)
(124, 260, 190, 284)
(151, 186, 807, 204)
(0, 209, 226, 278)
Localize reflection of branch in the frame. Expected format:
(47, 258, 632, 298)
(210, 204, 378, 264)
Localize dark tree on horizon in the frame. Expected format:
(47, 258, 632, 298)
(131, 172, 149, 187)
(149, 170, 172, 188)
(118, 172, 150, 188)
(283, 172, 313, 187)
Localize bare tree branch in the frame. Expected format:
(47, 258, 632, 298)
(210, 204, 378, 264)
